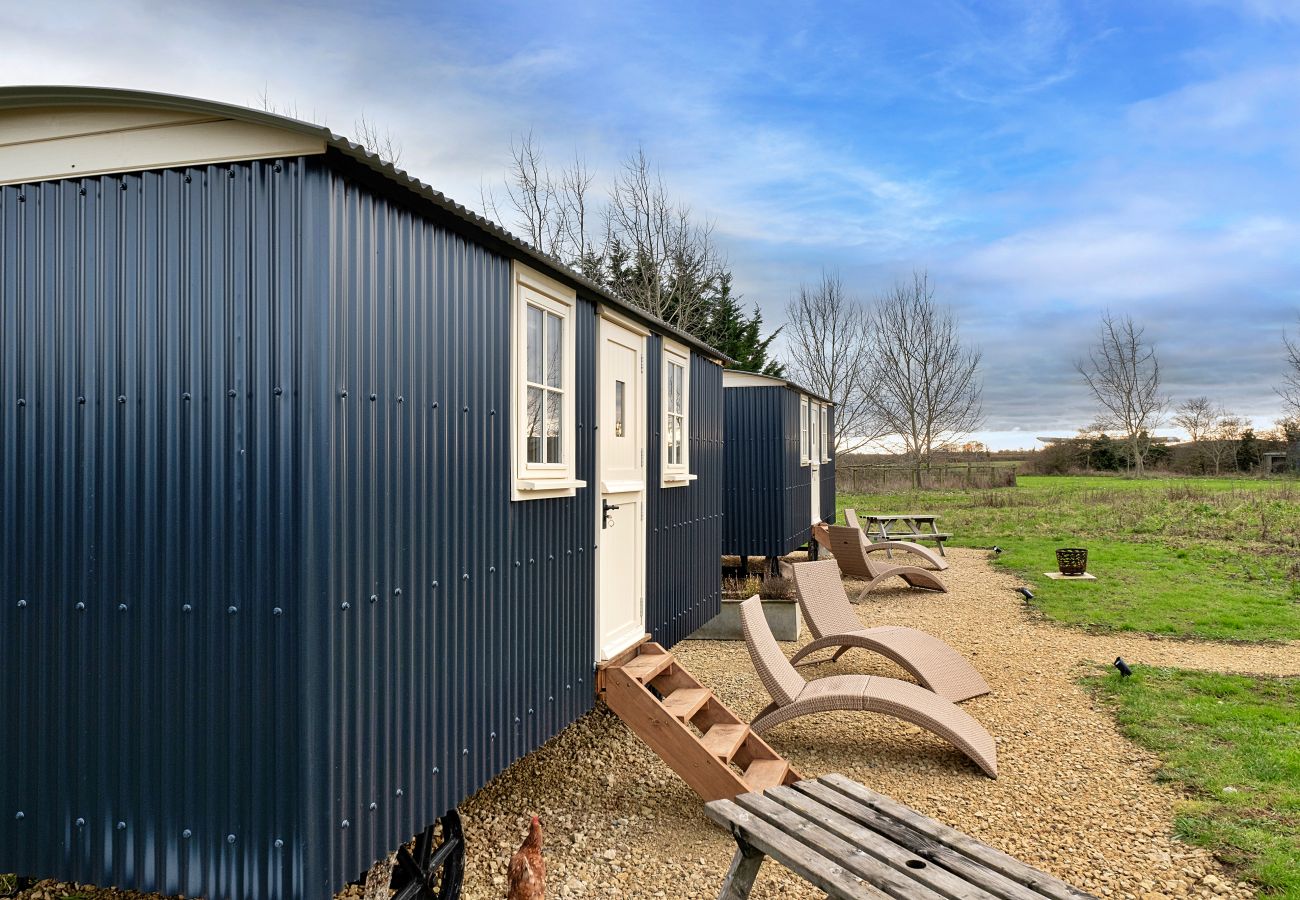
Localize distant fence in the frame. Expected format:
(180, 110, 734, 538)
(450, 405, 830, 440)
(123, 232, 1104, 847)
(838, 464, 1017, 493)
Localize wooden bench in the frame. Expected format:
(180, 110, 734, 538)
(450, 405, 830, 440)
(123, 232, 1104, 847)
(705, 773, 1096, 899)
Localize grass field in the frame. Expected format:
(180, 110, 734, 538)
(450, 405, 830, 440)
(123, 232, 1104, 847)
(1091, 667, 1300, 895)
(839, 474, 1300, 642)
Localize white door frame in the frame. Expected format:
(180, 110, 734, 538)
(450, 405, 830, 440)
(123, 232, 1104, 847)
(595, 309, 648, 662)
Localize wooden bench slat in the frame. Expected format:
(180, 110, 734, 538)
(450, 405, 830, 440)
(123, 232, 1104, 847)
(704, 799, 887, 900)
(765, 785, 1003, 900)
(793, 781, 1048, 900)
(734, 793, 947, 900)
(820, 775, 1096, 900)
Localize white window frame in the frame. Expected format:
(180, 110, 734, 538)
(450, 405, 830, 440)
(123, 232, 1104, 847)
(820, 405, 831, 463)
(800, 396, 810, 465)
(660, 339, 696, 487)
(511, 262, 586, 501)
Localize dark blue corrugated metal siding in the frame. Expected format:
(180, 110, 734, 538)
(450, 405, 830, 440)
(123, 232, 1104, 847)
(303, 161, 597, 893)
(820, 406, 837, 523)
(646, 340, 723, 649)
(721, 385, 809, 557)
(1, 163, 308, 897)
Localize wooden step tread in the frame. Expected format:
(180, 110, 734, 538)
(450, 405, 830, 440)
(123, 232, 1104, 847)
(701, 723, 750, 762)
(661, 687, 711, 721)
(621, 650, 674, 683)
(743, 758, 790, 791)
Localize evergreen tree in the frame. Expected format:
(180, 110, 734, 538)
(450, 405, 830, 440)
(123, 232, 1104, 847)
(700, 273, 784, 376)
(1236, 429, 1261, 472)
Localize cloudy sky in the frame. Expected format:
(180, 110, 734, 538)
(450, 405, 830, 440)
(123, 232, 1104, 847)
(4, 0, 1298, 448)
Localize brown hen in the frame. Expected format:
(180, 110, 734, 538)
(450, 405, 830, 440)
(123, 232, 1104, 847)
(507, 815, 544, 900)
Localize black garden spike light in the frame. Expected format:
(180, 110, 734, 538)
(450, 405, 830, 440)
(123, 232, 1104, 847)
(1114, 657, 1133, 677)
(1015, 586, 1034, 601)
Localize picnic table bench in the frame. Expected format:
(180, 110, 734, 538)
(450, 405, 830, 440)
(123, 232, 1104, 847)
(705, 773, 1096, 900)
(860, 514, 950, 557)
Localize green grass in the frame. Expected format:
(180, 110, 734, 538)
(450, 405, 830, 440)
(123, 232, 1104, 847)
(1090, 667, 1300, 896)
(839, 474, 1300, 641)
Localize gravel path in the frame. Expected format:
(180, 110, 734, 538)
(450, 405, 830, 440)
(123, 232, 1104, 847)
(455, 550, 1297, 900)
(14, 551, 1296, 900)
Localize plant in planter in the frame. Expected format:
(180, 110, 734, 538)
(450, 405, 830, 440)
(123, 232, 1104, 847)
(1056, 547, 1088, 576)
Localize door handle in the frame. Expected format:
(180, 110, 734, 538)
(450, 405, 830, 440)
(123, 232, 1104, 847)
(602, 498, 621, 529)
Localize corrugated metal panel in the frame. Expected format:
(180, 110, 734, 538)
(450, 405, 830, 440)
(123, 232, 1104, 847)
(722, 386, 835, 557)
(645, 340, 723, 648)
(302, 160, 597, 892)
(1, 162, 309, 897)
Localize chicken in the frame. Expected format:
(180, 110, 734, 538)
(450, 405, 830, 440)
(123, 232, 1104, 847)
(507, 815, 545, 900)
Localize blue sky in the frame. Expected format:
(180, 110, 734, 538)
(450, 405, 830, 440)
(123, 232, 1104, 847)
(4, 0, 1299, 448)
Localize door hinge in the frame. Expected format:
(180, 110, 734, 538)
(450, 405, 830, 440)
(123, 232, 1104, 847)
(640, 353, 644, 373)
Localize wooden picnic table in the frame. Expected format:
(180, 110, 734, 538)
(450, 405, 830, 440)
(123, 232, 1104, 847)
(859, 514, 950, 556)
(705, 773, 1096, 900)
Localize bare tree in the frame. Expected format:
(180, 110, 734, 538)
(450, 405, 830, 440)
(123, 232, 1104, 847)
(864, 271, 984, 468)
(1173, 396, 1224, 473)
(784, 272, 883, 454)
(1280, 316, 1300, 416)
(1204, 415, 1245, 476)
(1075, 312, 1168, 477)
(352, 113, 403, 168)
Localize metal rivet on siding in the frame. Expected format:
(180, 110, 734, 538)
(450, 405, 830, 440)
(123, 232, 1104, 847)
(273, 607, 283, 617)
(369, 394, 376, 401)
(16, 600, 26, 609)
(340, 820, 350, 829)
(548, 554, 554, 561)
(227, 833, 236, 844)
(184, 175, 192, 184)
(462, 748, 469, 756)
(431, 581, 439, 589)
(274, 838, 284, 849)
(182, 604, 192, 613)
(77, 396, 85, 405)
(489, 566, 496, 574)
(14, 812, 24, 820)
(490, 732, 496, 740)
(490, 409, 496, 415)
(340, 390, 348, 399)
(116, 821, 126, 831)
(393, 588, 402, 597)
(395, 789, 403, 798)
(462, 574, 469, 581)
(396, 396, 403, 403)
(513, 716, 520, 724)
(182, 392, 191, 401)
(17, 195, 24, 202)
(274, 164, 282, 173)
(548, 696, 554, 703)
(528, 558, 535, 565)
(16, 399, 25, 407)
(566, 684, 572, 690)
(369, 802, 377, 811)
(340, 601, 351, 610)
(514, 561, 520, 567)
(227, 606, 238, 615)
(182, 828, 192, 838)
(369, 594, 378, 604)
(117, 395, 126, 404)
(79, 188, 86, 196)
(118, 603, 127, 612)
(462, 405, 468, 412)
(432, 766, 440, 775)
(228, 169, 235, 178)
(432, 401, 439, 409)
(76, 818, 86, 827)
(227, 389, 236, 398)
(274, 387, 283, 396)
(75, 602, 85, 612)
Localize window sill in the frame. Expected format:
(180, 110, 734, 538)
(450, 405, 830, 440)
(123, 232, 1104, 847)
(517, 478, 587, 491)
(661, 472, 698, 488)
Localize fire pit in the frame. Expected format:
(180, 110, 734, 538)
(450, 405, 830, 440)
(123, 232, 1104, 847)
(1055, 548, 1088, 576)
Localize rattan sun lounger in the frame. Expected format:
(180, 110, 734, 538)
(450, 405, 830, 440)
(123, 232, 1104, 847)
(827, 525, 948, 594)
(842, 508, 949, 571)
(738, 596, 997, 778)
(787, 560, 990, 702)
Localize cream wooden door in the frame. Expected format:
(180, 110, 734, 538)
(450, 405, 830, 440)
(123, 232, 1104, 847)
(808, 402, 822, 524)
(596, 316, 646, 661)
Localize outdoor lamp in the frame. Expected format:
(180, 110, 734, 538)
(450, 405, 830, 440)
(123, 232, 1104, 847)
(1114, 657, 1132, 677)
(1015, 587, 1034, 601)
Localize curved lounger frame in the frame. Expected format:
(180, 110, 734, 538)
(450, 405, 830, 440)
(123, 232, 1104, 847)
(738, 597, 997, 778)
(827, 525, 947, 594)
(788, 560, 990, 702)
(844, 509, 949, 571)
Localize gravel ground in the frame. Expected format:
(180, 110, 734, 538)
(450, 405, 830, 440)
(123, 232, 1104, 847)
(13, 550, 1298, 900)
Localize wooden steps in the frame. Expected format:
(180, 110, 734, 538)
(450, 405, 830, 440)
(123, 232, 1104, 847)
(599, 642, 800, 802)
